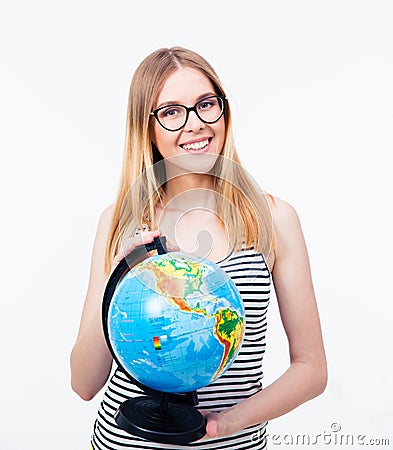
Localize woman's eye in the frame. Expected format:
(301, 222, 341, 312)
(159, 107, 183, 118)
(198, 99, 215, 110)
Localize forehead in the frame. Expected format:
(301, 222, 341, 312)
(155, 67, 216, 106)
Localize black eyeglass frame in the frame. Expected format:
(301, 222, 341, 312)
(150, 95, 226, 132)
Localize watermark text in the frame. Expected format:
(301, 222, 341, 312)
(251, 422, 390, 446)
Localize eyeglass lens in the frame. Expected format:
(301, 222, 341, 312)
(156, 96, 224, 131)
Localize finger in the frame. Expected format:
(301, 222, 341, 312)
(140, 229, 162, 241)
(113, 230, 162, 266)
(205, 416, 219, 439)
(195, 411, 218, 441)
(124, 230, 161, 252)
(140, 230, 162, 256)
(130, 229, 161, 248)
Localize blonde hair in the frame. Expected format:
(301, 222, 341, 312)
(104, 47, 273, 274)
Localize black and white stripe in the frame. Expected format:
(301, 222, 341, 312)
(92, 246, 271, 450)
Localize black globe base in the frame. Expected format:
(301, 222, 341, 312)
(115, 394, 206, 445)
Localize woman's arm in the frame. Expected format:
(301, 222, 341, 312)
(204, 197, 327, 437)
(70, 206, 115, 400)
(70, 206, 164, 400)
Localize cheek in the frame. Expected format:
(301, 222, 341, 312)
(153, 127, 167, 152)
(153, 125, 180, 157)
(152, 122, 162, 146)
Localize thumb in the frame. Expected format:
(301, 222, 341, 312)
(205, 416, 219, 438)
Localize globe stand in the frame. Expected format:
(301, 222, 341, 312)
(114, 391, 206, 445)
(103, 236, 207, 444)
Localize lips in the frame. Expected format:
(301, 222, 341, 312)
(180, 137, 212, 153)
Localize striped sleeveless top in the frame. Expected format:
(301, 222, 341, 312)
(91, 241, 271, 450)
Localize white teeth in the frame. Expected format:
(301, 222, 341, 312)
(182, 139, 210, 151)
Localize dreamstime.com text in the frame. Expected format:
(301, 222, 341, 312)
(251, 423, 390, 446)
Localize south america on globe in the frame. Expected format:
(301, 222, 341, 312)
(107, 251, 245, 394)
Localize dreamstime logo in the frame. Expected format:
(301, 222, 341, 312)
(251, 423, 391, 446)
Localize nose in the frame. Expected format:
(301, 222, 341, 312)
(183, 110, 206, 132)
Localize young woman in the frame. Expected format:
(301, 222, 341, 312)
(70, 47, 327, 449)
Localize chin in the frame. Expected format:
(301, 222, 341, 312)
(165, 153, 219, 176)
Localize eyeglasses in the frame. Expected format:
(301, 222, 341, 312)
(150, 95, 226, 132)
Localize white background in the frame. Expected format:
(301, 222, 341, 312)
(1, 1, 392, 449)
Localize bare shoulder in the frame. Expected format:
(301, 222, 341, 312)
(268, 196, 301, 231)
(99, 204, 115, 227)
(266, 195, 304, 271)
(75, 203, 116, 338)
(89, 204, 115, 278)
(94, 204, 115, 240)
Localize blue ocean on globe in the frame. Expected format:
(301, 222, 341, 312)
(107, 252, 245, 393)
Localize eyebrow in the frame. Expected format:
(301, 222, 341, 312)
(155, 91, 217, 109)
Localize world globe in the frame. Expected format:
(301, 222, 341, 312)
(106, 251, 245, 394)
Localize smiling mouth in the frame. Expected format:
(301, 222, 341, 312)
(180, 137, 212, 152)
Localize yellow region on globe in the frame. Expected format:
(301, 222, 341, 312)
(136, 256, 244, 379)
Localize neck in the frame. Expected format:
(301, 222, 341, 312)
(162, 173, 216, 212)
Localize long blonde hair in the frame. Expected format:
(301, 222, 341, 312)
(104, 47, 273, 274)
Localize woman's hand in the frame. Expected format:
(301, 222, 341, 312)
(112, 229, 180, 270)
(199, 409, 237, 440)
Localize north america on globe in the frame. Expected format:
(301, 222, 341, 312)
(108, 252, 245, 393)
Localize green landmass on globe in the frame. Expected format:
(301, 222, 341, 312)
(108, 252, 245, 393)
